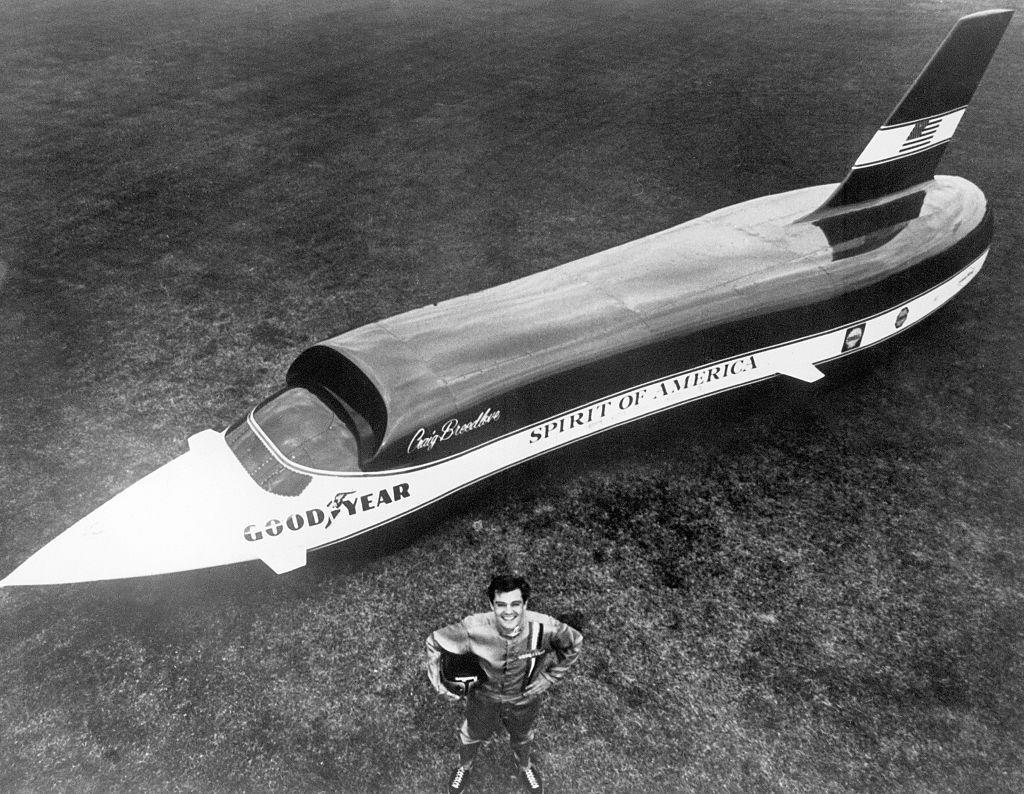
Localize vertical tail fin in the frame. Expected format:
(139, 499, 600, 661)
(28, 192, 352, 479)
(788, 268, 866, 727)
(809, 9, 1012, 215)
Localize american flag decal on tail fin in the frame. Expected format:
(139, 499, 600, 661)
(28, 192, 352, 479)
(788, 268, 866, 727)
(852, 107, 966, 168)
(899, 116, 944, 153)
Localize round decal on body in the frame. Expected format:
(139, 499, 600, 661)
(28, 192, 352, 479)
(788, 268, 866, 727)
(842, 323, 866, 352)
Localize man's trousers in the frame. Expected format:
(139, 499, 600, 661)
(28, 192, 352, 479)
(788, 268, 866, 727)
(458, 690, 541, 768)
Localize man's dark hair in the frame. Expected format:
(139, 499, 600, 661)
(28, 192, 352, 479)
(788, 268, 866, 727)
(487, 573, 530, 603)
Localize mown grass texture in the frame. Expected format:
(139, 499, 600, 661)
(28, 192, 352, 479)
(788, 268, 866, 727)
(1, 0, 1022, 791)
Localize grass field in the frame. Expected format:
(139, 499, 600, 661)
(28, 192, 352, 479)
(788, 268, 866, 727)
(1, 0, 1023, 791)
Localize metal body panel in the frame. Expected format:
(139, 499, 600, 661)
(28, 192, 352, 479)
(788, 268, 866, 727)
(301, 176, 985, 465)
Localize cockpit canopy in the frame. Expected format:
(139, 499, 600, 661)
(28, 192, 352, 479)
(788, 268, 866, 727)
(224, 348, 386, 493)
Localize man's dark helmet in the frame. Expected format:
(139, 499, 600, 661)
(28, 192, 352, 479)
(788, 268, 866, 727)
(440, 652, 487, 696)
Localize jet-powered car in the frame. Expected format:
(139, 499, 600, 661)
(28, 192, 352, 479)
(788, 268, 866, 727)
(1, 10, 1013, 587)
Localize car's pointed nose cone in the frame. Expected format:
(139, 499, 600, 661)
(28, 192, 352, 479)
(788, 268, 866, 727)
(0, 430, 278, 587)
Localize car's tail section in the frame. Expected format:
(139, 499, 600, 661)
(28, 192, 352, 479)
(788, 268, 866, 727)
(809, 9, 1012, 214)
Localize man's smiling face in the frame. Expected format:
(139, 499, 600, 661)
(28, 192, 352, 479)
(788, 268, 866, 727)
(491, 588, 527, 636)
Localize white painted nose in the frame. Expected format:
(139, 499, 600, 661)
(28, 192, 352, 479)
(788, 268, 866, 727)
(0, 430, 282, 587)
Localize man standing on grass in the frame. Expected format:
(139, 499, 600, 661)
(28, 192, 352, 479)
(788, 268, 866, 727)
(425, 573, 583, 793)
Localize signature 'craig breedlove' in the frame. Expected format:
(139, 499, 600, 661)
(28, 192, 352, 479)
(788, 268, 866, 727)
(2, 10, 1013, 587)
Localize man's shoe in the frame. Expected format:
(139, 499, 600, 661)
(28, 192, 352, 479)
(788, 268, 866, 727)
(447, 765, 473, 793)
(518, 765, 543, 793)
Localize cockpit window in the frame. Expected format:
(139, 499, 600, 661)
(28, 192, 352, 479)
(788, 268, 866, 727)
(226, 347, 386, 494)
(251, 387, 361, 471)
(225, 386, 364, 495)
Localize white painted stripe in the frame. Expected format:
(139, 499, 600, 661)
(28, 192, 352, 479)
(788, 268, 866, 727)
(526, 622, 542, 681)
(852, 108, 966, 168)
